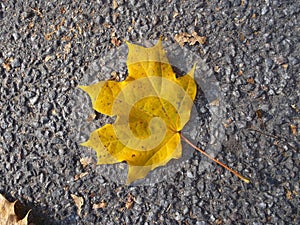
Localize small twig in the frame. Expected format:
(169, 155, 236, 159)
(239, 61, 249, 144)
(248, 126, 298, 152)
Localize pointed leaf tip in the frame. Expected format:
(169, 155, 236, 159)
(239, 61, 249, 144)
(156, 37, 163, 46)
(126, 40, 135, 49)
(78, 85, 88, 92)
(80, 140, 90, 147)
(188, 63, 197, 78)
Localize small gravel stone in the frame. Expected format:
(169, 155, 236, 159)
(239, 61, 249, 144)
(186, 171, 194, 179)
(11, 58, 21, 68)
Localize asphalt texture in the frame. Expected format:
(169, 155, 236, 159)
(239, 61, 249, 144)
(0, 0, 299, 224)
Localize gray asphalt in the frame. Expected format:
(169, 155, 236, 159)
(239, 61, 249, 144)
(0, 0, 299, 224)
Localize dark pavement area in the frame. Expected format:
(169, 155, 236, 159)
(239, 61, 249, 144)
(0, 0, 299, 224)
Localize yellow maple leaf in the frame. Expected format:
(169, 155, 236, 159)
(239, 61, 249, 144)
(79, 39, 196, 184)
(79, 39, 250, 184)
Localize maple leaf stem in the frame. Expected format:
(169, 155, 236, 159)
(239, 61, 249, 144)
(180, 133, 250, 183)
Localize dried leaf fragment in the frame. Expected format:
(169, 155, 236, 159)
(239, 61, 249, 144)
(113, 0, 118, 9)
(92, 201, 107, 209)
(125, 193, 135, 209)
(2, 58, 12, 72)
(64, 42, 72, 55)
(71, 194, 84, 216)
(0, 194, 30, 225)
(246, 77, 255, 84)
(110, 71, 120, 81)
(111, 37, 121, 47)
(80, 157, 94, 167)
(282, 63, 288, 70)
(44, 55, 53, 63)
(174, 31, 206, 47)
(74, 172, 89, 181)
(209, 99, 220, 107)
(290, 124, 298, 135)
